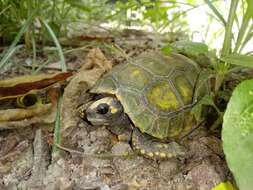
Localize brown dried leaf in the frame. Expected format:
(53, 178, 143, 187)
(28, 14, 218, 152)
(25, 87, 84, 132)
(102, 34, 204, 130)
(0, 104, 52, 122)
(0, 72, 72, 100)
(61, 48, 112, 136)
(0, 72, 73, 129)
(0, 104, 56, 129)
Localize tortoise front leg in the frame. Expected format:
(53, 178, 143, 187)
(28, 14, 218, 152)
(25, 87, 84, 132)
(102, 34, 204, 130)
(132, 128, 186, 160)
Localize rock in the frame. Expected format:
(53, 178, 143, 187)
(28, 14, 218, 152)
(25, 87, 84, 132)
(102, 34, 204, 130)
(43, 158, 73, 190)
(187, 159, 225, 190)
(159, 158, 180, 177)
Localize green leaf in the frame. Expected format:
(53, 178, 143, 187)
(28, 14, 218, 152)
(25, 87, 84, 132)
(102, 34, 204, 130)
(204, 0, 226, 26)
(211, 181, 237, 190)
(222, 79, 253, 190)
(221, 54, 253, 68)
(234, 1, 253, 53)
(161, 45, 172, 56)
(246, 0, 253, 18)
(171, 41, 209, 57)
(65, 0, 91, 12)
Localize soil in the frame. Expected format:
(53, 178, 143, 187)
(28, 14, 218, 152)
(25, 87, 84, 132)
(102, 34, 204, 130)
(0, 29, 233, 190)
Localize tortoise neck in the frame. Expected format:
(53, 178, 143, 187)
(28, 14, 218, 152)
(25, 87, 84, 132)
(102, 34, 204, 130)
(111, 112, 131, 127)
(108, 113, 132, 137)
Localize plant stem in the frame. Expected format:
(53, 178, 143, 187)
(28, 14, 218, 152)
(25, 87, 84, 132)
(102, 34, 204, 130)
(221, 0, 239, 57)
(233, 7, 252, 53)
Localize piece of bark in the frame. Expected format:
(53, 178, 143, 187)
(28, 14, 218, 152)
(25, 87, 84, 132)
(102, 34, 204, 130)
(26, 129, 50, 190)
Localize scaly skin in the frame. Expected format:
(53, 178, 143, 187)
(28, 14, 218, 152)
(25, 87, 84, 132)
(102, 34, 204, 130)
(131, 128, 186, 160)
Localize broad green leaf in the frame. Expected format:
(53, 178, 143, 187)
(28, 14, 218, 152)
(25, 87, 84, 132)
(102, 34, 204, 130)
(171, 41, 209, 57)
(221, 54, 253, 68)
(211, 181, 237, 190)
(222, 79, 253, 190)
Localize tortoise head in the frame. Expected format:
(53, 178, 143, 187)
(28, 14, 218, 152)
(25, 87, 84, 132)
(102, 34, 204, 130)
(86, 97, 124, 126)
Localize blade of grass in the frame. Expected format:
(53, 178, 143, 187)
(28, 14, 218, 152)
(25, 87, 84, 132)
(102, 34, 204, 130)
(33, 59, 51, 74)
(52, 95, 62, 157)
(221, 53, 253, 68)
(0, 13, 34, 70)
(41, 19, 67, 72)
(204, 0, 226, 26)
(0, 5, 11, 16)
(221, 0, 239, 57)
(0, 44, 23, 73)
(239, 28, 253, 53)
(233, 7, 252, 53)
(31, 33, 37, 73)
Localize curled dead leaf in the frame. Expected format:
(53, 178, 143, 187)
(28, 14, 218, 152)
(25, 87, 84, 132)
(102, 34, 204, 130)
(61, 48, 112, 136)
(0, 104, 56, 129)
(0, 72, 72, 100)
(0, 104, 52, 122)
(0, 72, 72, 129)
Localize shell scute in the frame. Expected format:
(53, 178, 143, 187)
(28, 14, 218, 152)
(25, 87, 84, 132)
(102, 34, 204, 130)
(90, 75, 117, 94)
(145, 80, 181, 113)
(133, 109, 155, 134)
(117, 89, 144, 117)
(115, 64, 152, 91)
(173, 74, 194, 105)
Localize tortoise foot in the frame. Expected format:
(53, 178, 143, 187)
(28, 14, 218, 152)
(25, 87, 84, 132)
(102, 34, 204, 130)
(132, 128, 186, 160)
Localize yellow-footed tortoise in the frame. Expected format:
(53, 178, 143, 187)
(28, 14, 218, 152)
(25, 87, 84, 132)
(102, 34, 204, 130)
(80, 51, 207, 159)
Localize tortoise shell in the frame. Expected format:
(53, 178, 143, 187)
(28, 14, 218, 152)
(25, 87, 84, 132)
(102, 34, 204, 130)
(90, 52, 206, 140)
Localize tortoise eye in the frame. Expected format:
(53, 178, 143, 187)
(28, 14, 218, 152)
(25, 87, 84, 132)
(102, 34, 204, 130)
(96, 103, 109, 114)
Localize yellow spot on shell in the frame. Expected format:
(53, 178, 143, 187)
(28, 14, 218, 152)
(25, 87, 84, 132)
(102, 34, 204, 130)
(140, 149, 146, 154)
(147, 81, 179, 111)
(167, 153, 172, 158)
(155, 152, 160, 156)
(131, 69, 140, 77)
(175, 76, 193, 104)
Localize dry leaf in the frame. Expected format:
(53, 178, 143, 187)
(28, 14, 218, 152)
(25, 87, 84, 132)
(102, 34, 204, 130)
(0, 72, 72, 100)
(61, 48, 112, 136)
(0, 72, 72, 129)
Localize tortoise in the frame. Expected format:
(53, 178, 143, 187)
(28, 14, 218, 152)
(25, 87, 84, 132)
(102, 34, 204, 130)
(80, 51, 208, 159)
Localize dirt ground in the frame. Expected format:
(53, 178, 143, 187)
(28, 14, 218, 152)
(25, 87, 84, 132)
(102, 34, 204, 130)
(0, 29, 233, 190)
